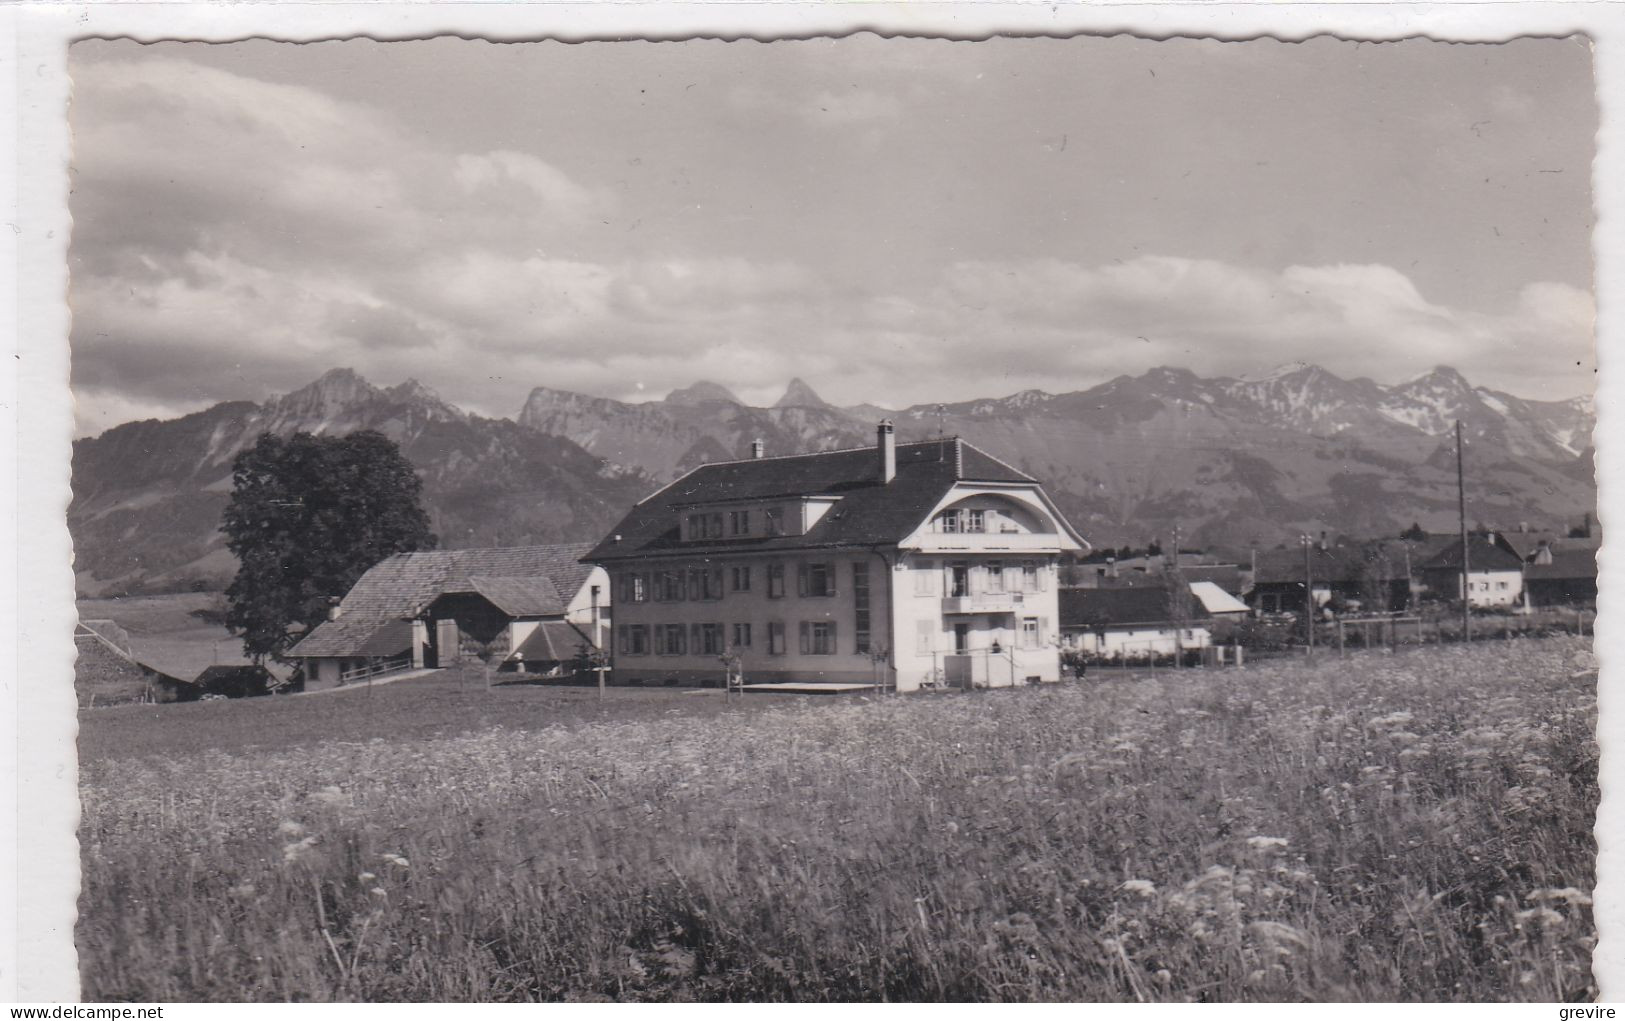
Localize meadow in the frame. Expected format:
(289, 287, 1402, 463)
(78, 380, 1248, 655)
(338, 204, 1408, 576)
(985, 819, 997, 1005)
(78, 637, 1598, 1002)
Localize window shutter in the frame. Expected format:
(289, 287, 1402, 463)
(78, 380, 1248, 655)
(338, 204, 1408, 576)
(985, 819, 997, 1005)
(797, 563, 808, 597)
(827, 567, 837, 597)
(828, 622, 837, 652)
(916, 619, 933, 654)
(654, 627, 666, 655)
(799, 621, 810, 654)
(1038, 617, 1050, 645)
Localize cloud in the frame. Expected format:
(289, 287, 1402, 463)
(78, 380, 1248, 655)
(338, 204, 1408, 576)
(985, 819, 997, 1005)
(453, 150, 608, 221)
(67, 48, 1595, 436)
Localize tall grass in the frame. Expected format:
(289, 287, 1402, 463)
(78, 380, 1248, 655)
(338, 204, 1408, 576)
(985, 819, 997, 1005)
(78, 637, 1597, 1001)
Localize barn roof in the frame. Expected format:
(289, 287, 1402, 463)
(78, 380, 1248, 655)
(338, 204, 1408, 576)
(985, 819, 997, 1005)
(512, 620, 593, 663)
(1059, 586, 1211, 629)
(586, 437, 1074, 563)
(290, 543, 595, 659)
(433, 575, 565, 617)
(1524, 547, 1598, 582)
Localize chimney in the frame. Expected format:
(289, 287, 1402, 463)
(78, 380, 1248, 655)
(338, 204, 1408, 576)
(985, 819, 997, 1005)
(327, 596, 342, 621)
(750, 438, 765, 459)
(877, 419, 896, 483)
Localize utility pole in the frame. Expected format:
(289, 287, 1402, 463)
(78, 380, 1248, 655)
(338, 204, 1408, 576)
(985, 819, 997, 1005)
(1456, 420, 1471, 643)
(1302, 533, 1315, 656)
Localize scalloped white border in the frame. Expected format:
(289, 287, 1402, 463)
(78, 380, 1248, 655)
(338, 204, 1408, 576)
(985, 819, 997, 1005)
(7, 2, 1619, 1006)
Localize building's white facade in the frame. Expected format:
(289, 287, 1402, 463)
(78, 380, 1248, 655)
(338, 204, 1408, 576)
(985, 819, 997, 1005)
(595, 430, 1087, 693)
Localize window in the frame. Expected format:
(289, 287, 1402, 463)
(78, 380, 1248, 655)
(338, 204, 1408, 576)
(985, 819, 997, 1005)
(1497, 581, 1509, 591)
(1021, 618, 1040, 649)
(799, 562, 836, 597)
(619, 573, 647, 604)
(731, 565, 751, 593)
(966, 509, 986, 533)
(693, 623, 724, 656)
(765, 506, 785, 536)
(653, 569, 684, 602)
(731, 622, 752, 649)
(939, 510, 961, 533)
(728, 509, 750, 536)
(685, 513, 723, 541)
(767, 563, 786, 598)
(687, 567, 724, 601)
(619, 624, 649, 656)
(986, 560, 1005, 593)
(768, 621, 786, 655)
(916, 619, 935, 654)
(853, 562, 871, 654)
(655, 623, 687, 655)
(914, 559, 937, 596)
(800, 620, 837, 655)
(948, 562, 970, 598)
(1022, 560, 1040, 592)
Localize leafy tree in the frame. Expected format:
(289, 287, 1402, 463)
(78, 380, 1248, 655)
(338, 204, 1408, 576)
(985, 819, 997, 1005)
(223, 430, 436, 662)
(1400, 522, 1427, 542)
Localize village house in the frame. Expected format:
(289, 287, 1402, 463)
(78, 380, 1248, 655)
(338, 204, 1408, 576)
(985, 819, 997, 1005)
(288, 543, 609, 690)
(1417, 535, 1526, 608)
(583, 423, 1089, 692)
(1058, 586, 1213, 660)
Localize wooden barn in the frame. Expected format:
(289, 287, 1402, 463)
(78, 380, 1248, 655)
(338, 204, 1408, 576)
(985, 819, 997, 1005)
(288, 543, 609, 690)
(74, 619, 194, 706)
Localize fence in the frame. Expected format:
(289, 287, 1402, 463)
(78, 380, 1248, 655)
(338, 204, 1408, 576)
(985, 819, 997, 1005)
(339, 652, 413, 685)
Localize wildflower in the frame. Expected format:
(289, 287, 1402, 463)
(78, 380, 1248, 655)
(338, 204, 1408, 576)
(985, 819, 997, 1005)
(1120, 879, 1157, 897)
(277, 820, 307, 837)
(1528, 887, 1592, 907)
(1247, 836, 1290, 851)
(358, 871, 377, 883)
(370, 887, 388, 897)
(1514, 907, 1565, 928)
(310, 786, 349, 807)
(380, 852, 410, 869)
(228, 882, 257, 898)
(282, 835, 318, 864)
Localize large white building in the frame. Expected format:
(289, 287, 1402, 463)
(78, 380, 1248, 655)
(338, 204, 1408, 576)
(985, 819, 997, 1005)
(584, 423, 1088, 692)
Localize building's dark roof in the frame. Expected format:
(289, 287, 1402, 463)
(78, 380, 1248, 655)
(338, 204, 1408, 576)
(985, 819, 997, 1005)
(436, 576, 565, 617)
(1252, 545, 1383, 586)
(1524, 548, 1598, 582)
(1419, 536, 1525, 573)
(75, 619, 192, 684)
(587, 437, 1055, 563)
(1059, 586, 1211, 629)
(512, 620, 593, 664)
(290, 543, 595, 659)
(357, 619, 415, 657)
(1498, 531, 1566, 561)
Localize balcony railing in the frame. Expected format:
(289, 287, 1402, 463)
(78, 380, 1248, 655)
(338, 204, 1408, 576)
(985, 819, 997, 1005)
(941, 591, 1026, 614)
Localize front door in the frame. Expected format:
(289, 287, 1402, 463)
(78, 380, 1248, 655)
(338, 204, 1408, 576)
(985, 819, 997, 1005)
(953, 622, 970, 654)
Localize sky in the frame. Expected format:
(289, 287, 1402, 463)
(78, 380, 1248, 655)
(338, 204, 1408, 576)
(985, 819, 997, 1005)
(67, 34, 1597, 436)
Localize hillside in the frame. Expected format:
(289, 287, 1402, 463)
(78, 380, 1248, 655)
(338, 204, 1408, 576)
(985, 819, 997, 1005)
(70, 371, 654, 595)
(70, 364, 1594, 594)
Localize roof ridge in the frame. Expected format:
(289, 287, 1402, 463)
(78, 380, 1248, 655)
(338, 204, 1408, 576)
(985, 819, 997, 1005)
(689, 436, 968, 471)
(957, 438, 1038, 482)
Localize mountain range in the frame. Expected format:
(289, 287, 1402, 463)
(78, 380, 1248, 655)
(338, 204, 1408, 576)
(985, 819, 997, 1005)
(70, 364, 1594, 595)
